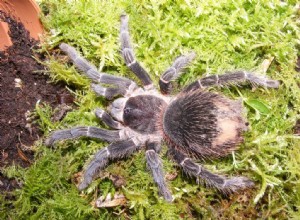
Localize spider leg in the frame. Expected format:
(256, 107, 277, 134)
(59, 43, 137, 95)
(79, 139, 140, 190)
(169, 148, 254, 194)
(45, 126, 121, 146)
(146, 142, 173, 202)
(184, 70, 280, 92)
(120, 14, 153, 88)
(159, 52, 196, 94)
(91, 83, 127, 100)
(95, 108, 123, 130)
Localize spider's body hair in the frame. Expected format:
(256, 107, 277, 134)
(163, 90, 247, 159)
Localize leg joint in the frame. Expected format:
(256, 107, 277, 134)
(180, 157, 189, 166)
(146, 149, 155, 154)
(105, 147, 110, 156)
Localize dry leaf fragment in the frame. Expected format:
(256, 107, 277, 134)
(165, 172, 178, 181)
(95, 193, 127, 208)
(260, 57, 274, 74)
(17, 146, 31, 163)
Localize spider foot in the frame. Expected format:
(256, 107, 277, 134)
(219, 176, 254, 195)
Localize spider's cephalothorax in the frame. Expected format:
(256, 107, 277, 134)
(46, 14, 279, 202)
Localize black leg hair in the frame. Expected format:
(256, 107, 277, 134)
(146, 142, 173, 202)
(45, 126, 121, 146)
(184, 71, 280, 92)
(159, 52, 196, 94)
(78, 139, 140, 190)
(169, 148, 254, 194)
(120, 14, 153, 87)
(95, 108, 123, 130)
(59, 43, 137, 90)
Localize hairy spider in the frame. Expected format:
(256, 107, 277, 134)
(46, 14, 279, 202)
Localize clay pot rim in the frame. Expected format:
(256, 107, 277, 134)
(0, 0, 43, 50)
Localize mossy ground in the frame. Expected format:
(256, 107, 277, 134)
(1, 0, 300, 219)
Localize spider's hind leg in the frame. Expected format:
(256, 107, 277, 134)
(184, 70, 280, 92)
(169, 148, 254, 194)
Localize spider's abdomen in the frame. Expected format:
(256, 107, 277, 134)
(163, 90, 247, 158)
(123, 95, 166, 134)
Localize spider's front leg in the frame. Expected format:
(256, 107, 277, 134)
(95, 108, 123, 130)
(46, 125, 141, 190)
(79, 138, 140, 190)
(59, 43, 137, 99)
(169, 148, 254, 194)
(45, 126, 121, 146)
(120, 14, 153, 88)
(146, 142, 173, 202)
(184, 70, 280, 92)
(159, 52, 196, 94)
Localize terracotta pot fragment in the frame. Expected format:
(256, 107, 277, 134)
(0, 21, 11, 49)
(0, 0, 43, 50)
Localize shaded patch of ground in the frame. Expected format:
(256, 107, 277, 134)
(0, 11, 70, 192)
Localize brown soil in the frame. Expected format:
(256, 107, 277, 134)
(0, 11, 71, 192)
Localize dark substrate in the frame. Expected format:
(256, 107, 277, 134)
(0, 11, 71, 193)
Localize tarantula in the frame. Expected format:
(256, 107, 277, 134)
(46, 14, 279, 202)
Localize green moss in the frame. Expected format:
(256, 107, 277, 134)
(3, 0, 299, 219)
